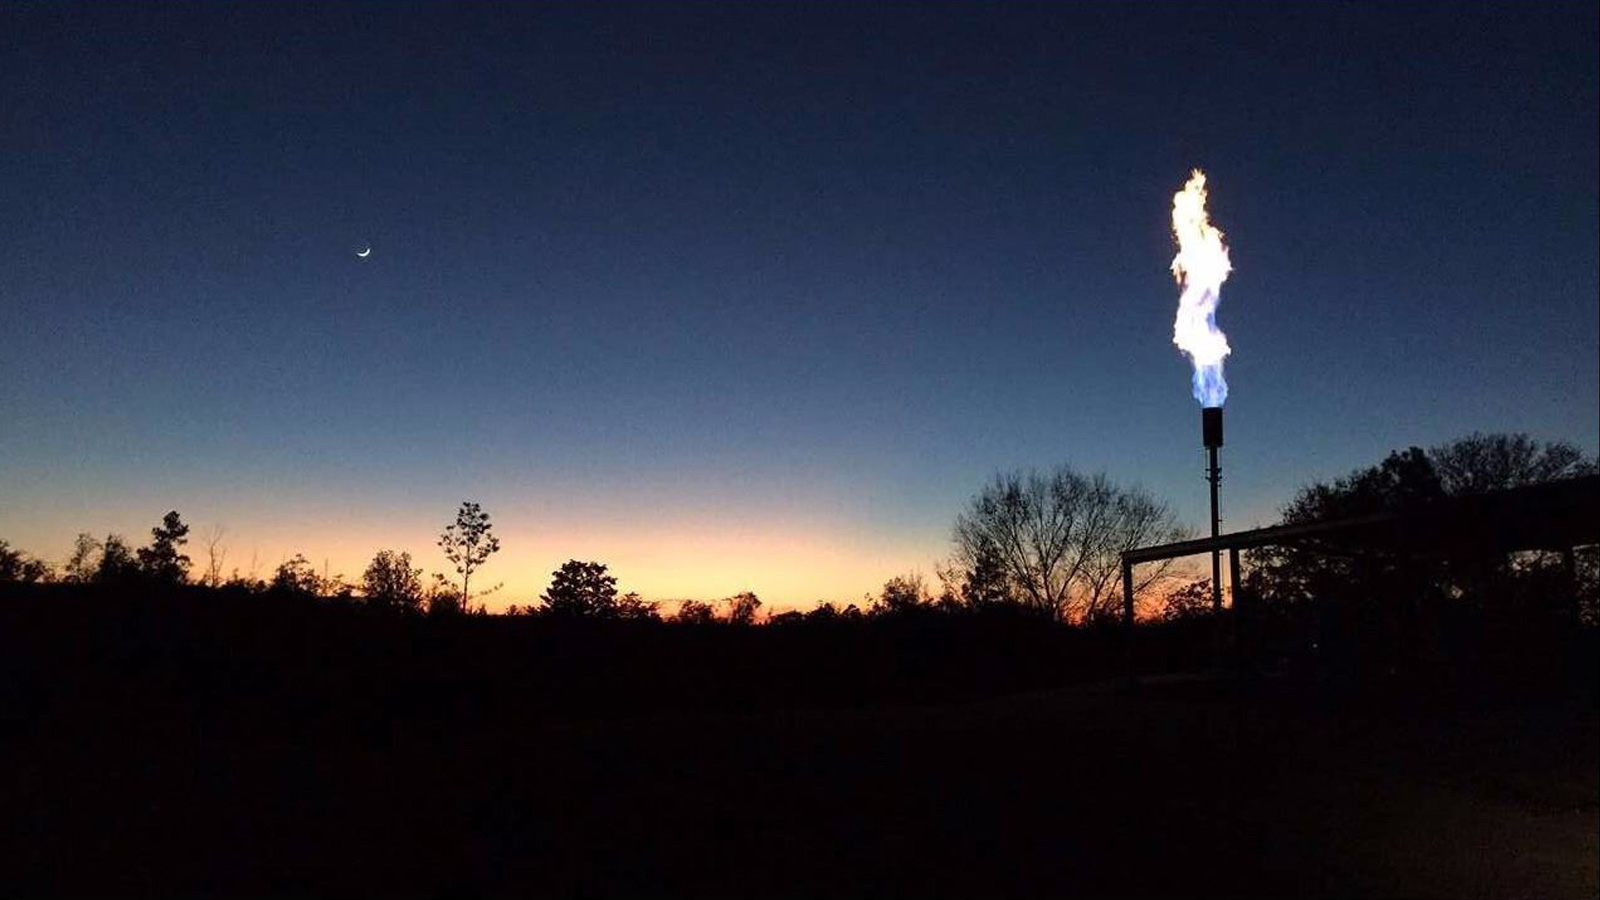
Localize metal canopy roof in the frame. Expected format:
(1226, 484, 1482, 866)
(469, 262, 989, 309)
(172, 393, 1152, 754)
(1123, 474, 1599, 567)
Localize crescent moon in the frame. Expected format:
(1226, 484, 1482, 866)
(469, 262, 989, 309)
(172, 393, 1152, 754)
(356, 246, 371, 258)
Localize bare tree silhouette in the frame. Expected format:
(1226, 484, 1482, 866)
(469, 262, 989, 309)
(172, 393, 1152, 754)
(199, 524, 228, 589)
(953, 467, 1185, 622)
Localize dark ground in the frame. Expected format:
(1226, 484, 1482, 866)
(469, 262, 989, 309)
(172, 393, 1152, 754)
(2, 586, 1595, 898)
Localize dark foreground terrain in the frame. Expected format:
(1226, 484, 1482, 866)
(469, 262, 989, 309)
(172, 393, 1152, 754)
(2, 587, 1596, 898)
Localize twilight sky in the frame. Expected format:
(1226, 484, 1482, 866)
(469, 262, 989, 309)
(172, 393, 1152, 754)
(2, 2, 1595, 610)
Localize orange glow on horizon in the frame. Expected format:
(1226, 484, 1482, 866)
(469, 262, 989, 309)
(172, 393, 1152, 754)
(5, 506, 940, 613)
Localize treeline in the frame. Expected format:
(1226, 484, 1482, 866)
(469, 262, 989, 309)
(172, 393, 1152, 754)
(2, 431, 1595, 639)
(1245, 431, 1598, 623)
(1233, 432, 1598, 685)
(0, 466, 1194, 624)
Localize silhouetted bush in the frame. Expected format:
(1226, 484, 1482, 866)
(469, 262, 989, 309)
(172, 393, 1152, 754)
(362, 550, 425, 613)
(538, 560, 621, 619)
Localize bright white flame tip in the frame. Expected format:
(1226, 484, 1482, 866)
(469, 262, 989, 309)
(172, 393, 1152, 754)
(1170, 169, 1232, 407)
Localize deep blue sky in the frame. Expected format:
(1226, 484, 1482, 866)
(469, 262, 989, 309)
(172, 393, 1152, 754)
(2, 2, 1595, 606)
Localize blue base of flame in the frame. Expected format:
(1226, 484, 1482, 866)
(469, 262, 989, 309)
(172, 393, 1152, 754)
(1193, 363, 1227, 407)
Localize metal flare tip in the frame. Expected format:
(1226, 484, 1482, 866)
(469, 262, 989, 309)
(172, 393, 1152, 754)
(1202, 406, 1224, 449)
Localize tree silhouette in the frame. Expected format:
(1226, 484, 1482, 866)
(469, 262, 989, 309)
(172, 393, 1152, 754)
(873, 575, 927, 615)
(1246, 433, 1599, 635)
(63, 532, 101, 583)
(424, 572, 464, 616)
(438, 501, 501, 614)
(725, 591, 762, 624)
(1158, 579, 1216, 622)
(959, 536, 1013, 609)
(953, 466, 1185, 622)
(614, 591, 661, 622)
(1284, 446, 1445, 525)
(673, 599, 716, 624)
(95, 535, 138, 583)
(198, 524, 228, 588)
(362, 550, 424, 613)
(0, 540, 52, 583)
(1247, 445, 1451, 616)
(1429, 432, 1593, 495)
(805, 601, 841, 622)
(136, 511, 191, 584)
(539, 560, 619, 618)
(270, 554, 322, 597)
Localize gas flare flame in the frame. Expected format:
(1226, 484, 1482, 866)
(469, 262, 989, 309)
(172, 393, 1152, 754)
(1170, 169, 1232, 407)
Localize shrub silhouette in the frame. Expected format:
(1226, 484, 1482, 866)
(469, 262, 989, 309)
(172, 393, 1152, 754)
(539, 560, 620, 619)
